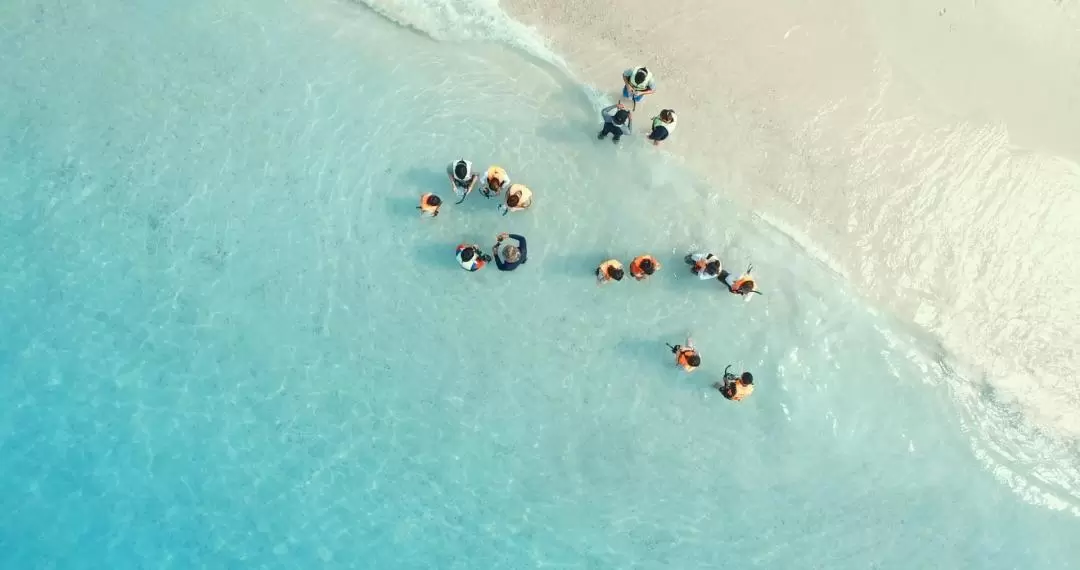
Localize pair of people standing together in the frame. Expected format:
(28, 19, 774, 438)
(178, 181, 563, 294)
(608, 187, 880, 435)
(598, 67, 677, 146)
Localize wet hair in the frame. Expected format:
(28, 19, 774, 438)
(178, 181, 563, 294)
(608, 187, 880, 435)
(705, 260, 721, 275)
(426, 194, 442, 206)
(502, 245, 520, 263)
(741, 372, 754, 384)
(454, 161, 469, 180)
(660, 109, 674, 122)
(640, 258, 655, 275)
(506, 194, 520, 208)
(633, 68, 649, 85)
(687, 354, 701, 367)
(737, 279, 755, 293)
(459, 247, 475, 262)
(613, 109, 630, 125)
(609, 267, 624, 281)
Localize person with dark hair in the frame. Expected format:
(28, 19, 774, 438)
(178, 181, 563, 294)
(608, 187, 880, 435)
(719, 265, 763, 297)
(685, 252, 722, 280)
(620, 66, 657, 108)
(598, 102, 633, 144)
(498, 184, 533, 215)
(714, 365, 755, 401)
(629, 254, 661, 281)
(417, 193, 442, 217)
(492, 232, 528, 271)
(446, 158, 478, 202)
(668, 337, 700, 372)
(455, 243, 492, 272)
(595, 259, 625, 285)
(647, 109, 677, 146)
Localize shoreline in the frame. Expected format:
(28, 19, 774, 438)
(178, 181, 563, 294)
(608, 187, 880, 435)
(501, 0, 1080, 438)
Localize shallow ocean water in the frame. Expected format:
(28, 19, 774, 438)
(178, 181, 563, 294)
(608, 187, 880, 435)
(1, 0, 1079, 568)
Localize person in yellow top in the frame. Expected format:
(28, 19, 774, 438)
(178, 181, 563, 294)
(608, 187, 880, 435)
(714, 365, 754, 401)
(417, 193, 442, 217)
(483, 166, 510, 198)
(667, 338, 700, 372)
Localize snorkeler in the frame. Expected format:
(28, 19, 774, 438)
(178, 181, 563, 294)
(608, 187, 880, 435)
(595, 259, 625, 285)
(718, 265, 763, 296)
(685, 252, 722, 280)
(492, 232, 527, 271)
(483, 166, 510, 198)
(447, 159, 479, 202)
(714, 365, 754, 401)
(667, 338, 700, 373)
(620, 66, 656, 110)
(417, 193, 442, 217)
(629, 254, 661, 281)
(598, 102, 633, 144)
(498, 184, 533, 216)
(455, 243, 491, 272)
(647, 109, 677, 147)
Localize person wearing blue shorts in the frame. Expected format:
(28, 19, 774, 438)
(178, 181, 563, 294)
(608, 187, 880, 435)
(620, 66, 656, 109)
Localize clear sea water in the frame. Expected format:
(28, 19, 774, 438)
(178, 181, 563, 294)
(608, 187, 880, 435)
(2, 0, 1079, 568)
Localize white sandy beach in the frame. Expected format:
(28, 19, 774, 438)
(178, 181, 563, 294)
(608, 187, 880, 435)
(503, 0, 1080, 438)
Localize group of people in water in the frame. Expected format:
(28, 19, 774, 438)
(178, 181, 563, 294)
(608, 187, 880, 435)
(416, 66, 756, 402)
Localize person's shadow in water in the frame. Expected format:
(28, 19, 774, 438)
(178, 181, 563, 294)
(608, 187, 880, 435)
(549, 251, 611, 279)
(415, 242, 460, 272)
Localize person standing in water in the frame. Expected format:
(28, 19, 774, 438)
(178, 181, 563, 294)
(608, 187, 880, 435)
(629, 254, 661, 281)
(620, 66, 656, 109)
(668, 338, 700, 372)
(647, 109, 677, 146)
(492, 232, 527, 271)
(499, 184, 533, 215)
(483, 166, 510, 198)
(598, 102, 633, 144)
(447, 159, 478, 202)
(417, 193, 442, 217)
(455, 243, 491, 272)
(714, 365, 754, 401)
(595, 259, 625, 285)
(719, 265, 763, 296)
(685, 252, 721, 280)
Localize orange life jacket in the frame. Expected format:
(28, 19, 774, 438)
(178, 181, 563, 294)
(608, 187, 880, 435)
(419, 193, 439, 215)
(676, 349, 698, 372)
(732, 275, 756, 294)
(630, 255, 658, 278)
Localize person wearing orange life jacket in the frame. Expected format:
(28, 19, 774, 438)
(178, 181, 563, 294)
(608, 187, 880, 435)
(455, 243, 491, 272)
(482, 166, 510, 198)
(714, 365, 754, 401)
(417, 193, 442, 217)
(629, 254, 661, 281)
(684, 252, 721, 280)
(595, 259, 625, 285)
(719, 264, 763, 296)
(667, 338, 700, 372)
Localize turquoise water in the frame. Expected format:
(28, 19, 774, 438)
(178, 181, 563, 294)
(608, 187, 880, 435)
(2, 0, 1079, 567)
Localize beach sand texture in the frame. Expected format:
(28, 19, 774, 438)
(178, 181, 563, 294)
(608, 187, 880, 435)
(504, 0, 1080, 437)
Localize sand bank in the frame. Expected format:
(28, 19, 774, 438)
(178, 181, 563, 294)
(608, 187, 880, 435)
(503, 0, 1080, 438)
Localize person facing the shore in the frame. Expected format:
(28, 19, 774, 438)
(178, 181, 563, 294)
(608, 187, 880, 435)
(492, 232, 527, 271)
(417, 193, 442, 217)
(598, 102, 633, 143)
(447, 159, 478, 201)
(456, 243, 491, 272)
(715, 365, 754, 401)
(668, 338, 700, 372)
(595, 259, 624, 285)
(629, 254, 661, 281)
(483, 166, 510, 198)
(621, 66, 656, 108)
(499, 184, 533, 215)
(647, 109, 677, 146)
(685, 252, 722, 280)
(719, 266, 762, 296)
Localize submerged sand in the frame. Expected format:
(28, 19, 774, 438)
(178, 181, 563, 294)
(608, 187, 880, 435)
(503, 0, 1080, 437)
